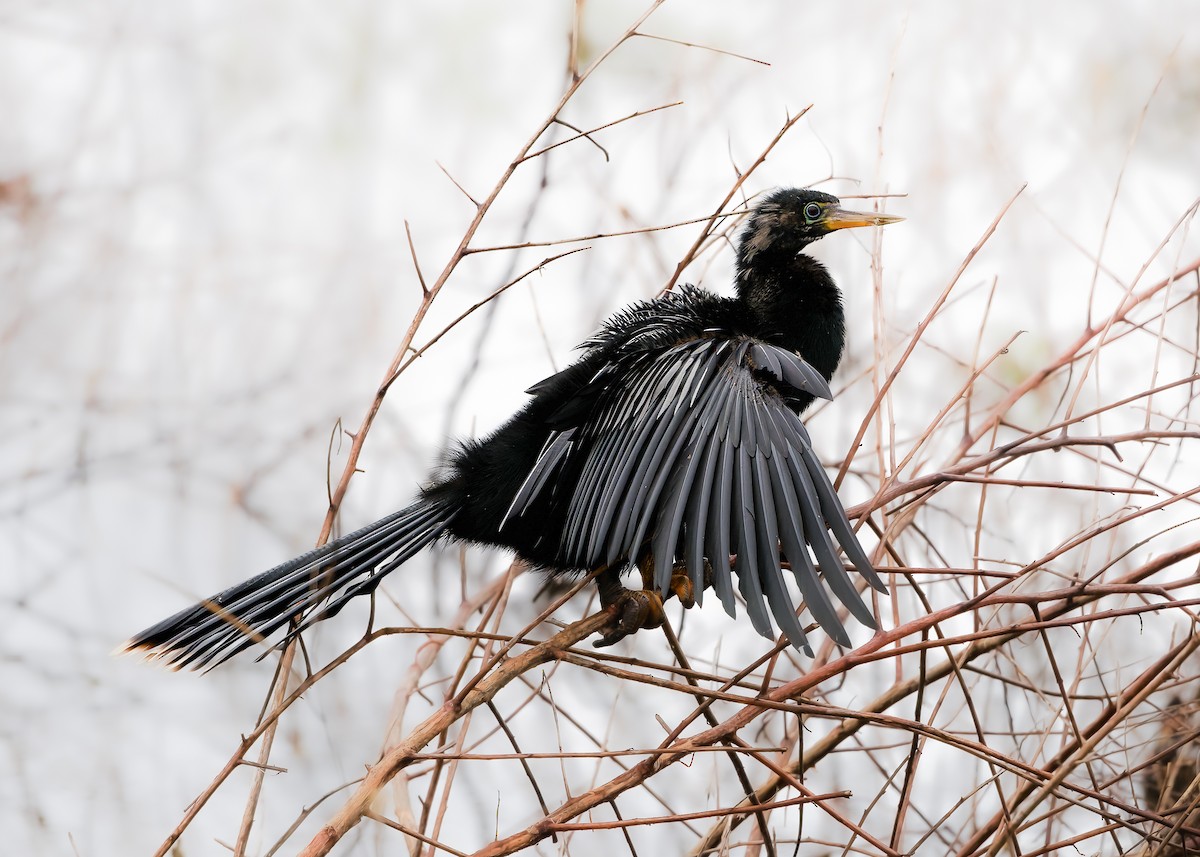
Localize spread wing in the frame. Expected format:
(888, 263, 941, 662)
(505, 334, 885, 652)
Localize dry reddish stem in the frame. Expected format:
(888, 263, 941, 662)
(297, 611, 613, 857)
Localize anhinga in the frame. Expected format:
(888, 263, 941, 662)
(126, 188, 901, 670)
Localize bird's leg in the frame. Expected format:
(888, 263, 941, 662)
(592, 554, 702, 648)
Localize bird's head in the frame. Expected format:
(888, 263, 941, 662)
(737, 188, 902, 266)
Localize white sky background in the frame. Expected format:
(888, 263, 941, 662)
(2, 1, 1198, 853)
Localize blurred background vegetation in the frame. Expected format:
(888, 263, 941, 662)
(2, 1, 1197, 853)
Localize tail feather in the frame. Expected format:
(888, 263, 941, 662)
(124, 498, 455, 670)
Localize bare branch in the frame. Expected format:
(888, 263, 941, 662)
(522, 101, 683, 162)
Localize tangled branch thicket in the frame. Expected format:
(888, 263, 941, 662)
(152, 8, 1200, 857)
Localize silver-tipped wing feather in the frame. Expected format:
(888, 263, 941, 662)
(506, 333, 884, 651)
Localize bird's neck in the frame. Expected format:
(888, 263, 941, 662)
(735, 251, 846, 380)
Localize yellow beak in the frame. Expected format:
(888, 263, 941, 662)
(822, 206, 904, 231)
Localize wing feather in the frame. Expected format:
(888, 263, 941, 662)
(783, 435, 877, 629)
(650, 374, 727, 593)
(708, 431, 737, 616)
(765, 451, 848, 645)
(503, 428, 576, 525)
(733, 442, 773, 637)
(507, 321, 879, 650)
(752, 454, 814, 654)
(683, 429, 721, 607)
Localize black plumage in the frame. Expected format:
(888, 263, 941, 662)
(126, 188, 900, 669)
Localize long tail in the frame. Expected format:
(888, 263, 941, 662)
(124, 497, 456, 671)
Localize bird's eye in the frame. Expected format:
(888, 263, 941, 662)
(803, 202, 822, 222)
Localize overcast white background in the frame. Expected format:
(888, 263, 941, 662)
(2, 1, 1198, 854)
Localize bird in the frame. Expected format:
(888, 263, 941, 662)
(125, 188, 900, 670)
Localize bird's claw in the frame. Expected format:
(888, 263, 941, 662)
(593, 557, 707, 647)
(594, 588, 665, 648)
(669, 567, 695, 609)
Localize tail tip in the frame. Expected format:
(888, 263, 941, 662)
(113, 637, 188, 672)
